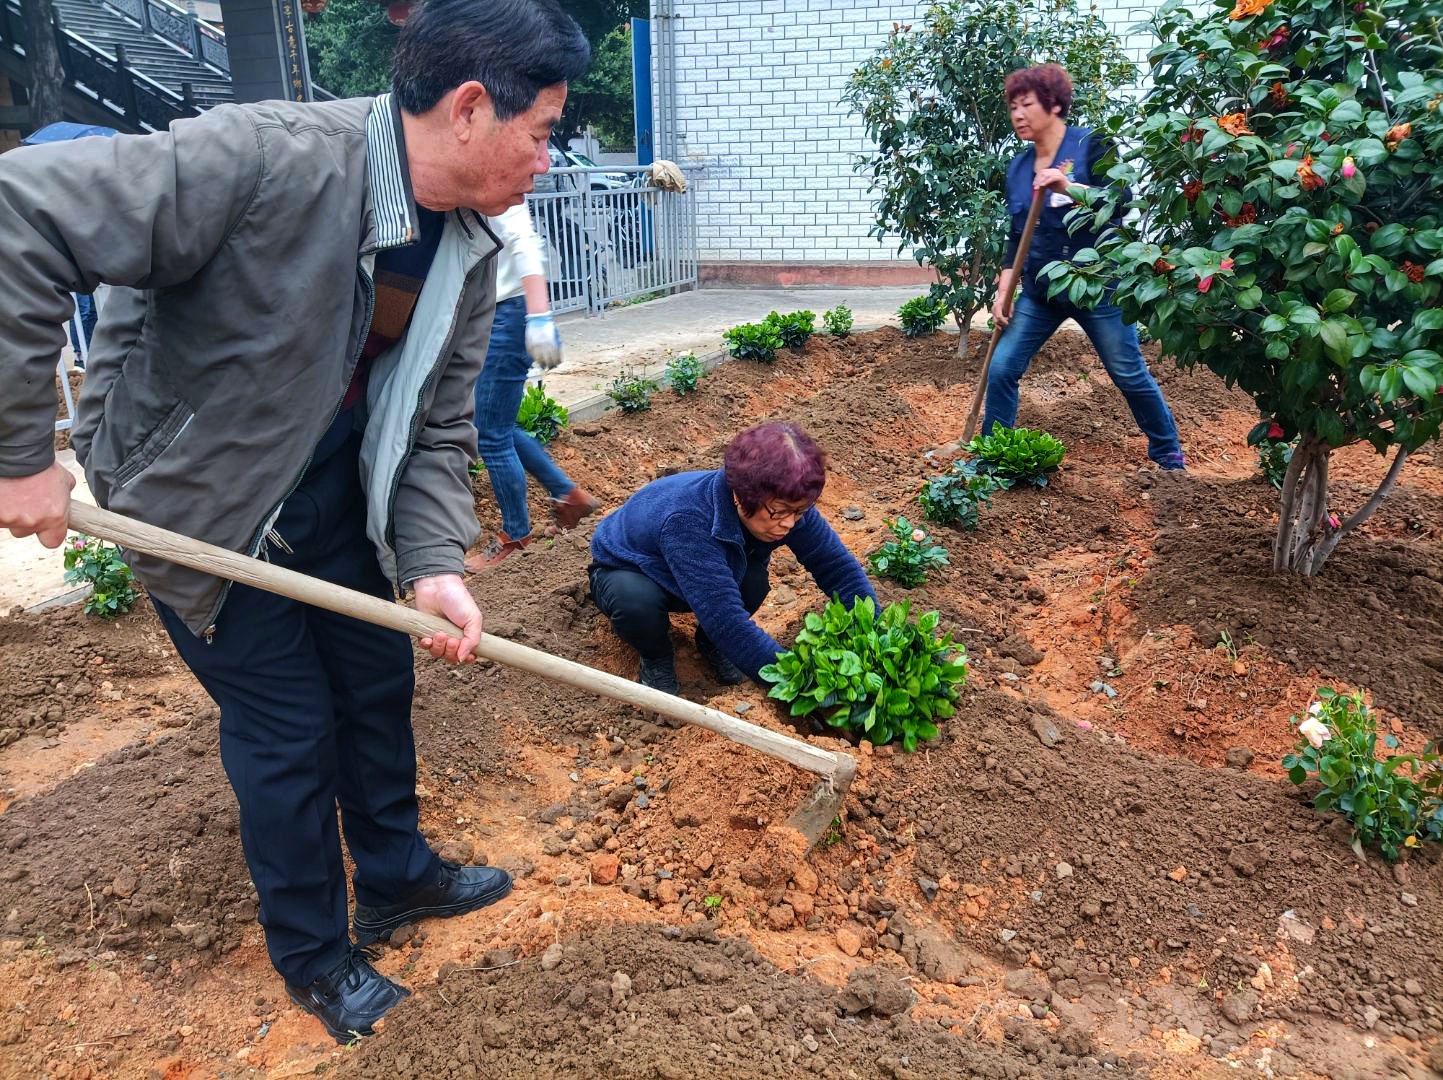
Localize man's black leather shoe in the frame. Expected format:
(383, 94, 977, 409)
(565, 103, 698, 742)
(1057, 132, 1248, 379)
(695, 631, 747, 685)
(286, 947, 409, 1043)
(352, 861, 512, 946)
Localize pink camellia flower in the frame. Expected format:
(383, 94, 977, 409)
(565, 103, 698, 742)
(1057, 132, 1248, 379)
(1298, 714, 1331, 749)
(73, 538, 86, 551)
(1197, 275, 1215, 293)
(1327, 512, 1341, 529)
(911, 528, 926, 543)
(1220, 257, 1235, 271)
(1267, 422, 1285, 439)
(1341, 155, 1356, 179)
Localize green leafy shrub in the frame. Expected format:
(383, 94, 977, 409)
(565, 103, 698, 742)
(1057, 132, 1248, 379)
(722, 321, 783, 363)
(515, 381, 569, 445)
(665, 352, 705, 395)
(760, 597, 968, 751)
(897, 295, 949, 337)
(918, 468, 1007, 530)
(965, 427, 1066, 487)
(867, 517, 949, 588)
(63, 535, 140, 619)
(763, 309, 816, 350)
(1048, 0, 1443, 575)
(823, 304, 854, 337)
(1254, 426, 1295, 490)
(1285, 688, 1442, 862)
(607, 371, 658, 414)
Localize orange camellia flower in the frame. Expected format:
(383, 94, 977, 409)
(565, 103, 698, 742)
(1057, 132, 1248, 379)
(1223, 203, 1258, 227)
(1401, 261, 1426, 284)
(1268, 81, 1289, 109)
(1296, 155, 1325, 191)
(1183, 179, 1204, 204)
(1229, 0, 1274, 18)
(1385, 122, 1412, 150)
(1216, 112, 1253, 136)
(1330, 222, 1344, 237)
(1154, 257, 1176, 273)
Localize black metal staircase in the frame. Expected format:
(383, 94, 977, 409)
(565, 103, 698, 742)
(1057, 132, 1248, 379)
(0, 0, 330, 134)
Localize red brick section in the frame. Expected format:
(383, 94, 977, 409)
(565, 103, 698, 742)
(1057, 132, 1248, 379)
(699, 261, 935, 288)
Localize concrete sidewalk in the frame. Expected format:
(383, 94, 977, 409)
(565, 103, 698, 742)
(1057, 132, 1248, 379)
(0, 284, 930, 613)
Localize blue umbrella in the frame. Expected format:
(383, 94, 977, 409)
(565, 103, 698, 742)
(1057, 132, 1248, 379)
(20, 121, 119, 145)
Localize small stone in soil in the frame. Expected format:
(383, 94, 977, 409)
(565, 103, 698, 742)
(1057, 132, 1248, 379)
(1055, 862, 1073, 879)
(1400, 892, 1418, 906)
(1029, 715, 1064, 748)
(1225, 746, 1254, 769)
(999, 929, 1017, 942)
(635, 793, 650, 809)
(540, 943, 564, 971)
(917, 876, 939, 901)
(734, 703, 752, 715)
(842, 507, 863, 521)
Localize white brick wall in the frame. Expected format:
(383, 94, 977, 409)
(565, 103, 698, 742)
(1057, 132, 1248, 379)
(656, 0, 1164, 265)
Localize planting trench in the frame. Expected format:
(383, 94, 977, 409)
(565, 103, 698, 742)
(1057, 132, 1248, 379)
(1, 327, 1441, 1079)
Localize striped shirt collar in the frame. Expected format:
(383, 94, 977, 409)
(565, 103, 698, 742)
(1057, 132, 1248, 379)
(365, 92, 418, 252)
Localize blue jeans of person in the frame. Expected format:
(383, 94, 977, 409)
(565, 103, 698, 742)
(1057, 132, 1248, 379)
(151, 432, 439, 986)
(473, 296, 576, 541)
(981, 292, 1184, 467)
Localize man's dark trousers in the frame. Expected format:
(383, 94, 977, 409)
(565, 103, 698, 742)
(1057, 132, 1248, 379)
(151, 431, 440, 985)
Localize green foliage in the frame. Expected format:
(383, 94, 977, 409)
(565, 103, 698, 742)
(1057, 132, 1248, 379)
(763, 310, 817, 350)
(823, 304, 855, 337)
(703, 894, 723, 911)
(844, 0, 1134, 351)
(607, 371, 658, 413)
(867, 517, 949, 588)
(665, 352, 705, 395)
(918, 467, 1007, 529)
(1284, 689, 1443, 862)
(897, 295, 949, 337)
(303, 0, 396, 98)
(759, 597, 968, 751)
(1049, 0, 1443, 572)
(965, 426, 1066, 486)
(1255, 434, 1295, 489)
(515, 381, 569, 445)
(63, 535, 140, 619)
(564, 22, 635, 149)
(722, 321, 784, 363)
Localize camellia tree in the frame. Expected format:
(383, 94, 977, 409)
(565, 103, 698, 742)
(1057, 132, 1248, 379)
(843, 0, 1134, 358)
(1052, 0, 1443, 575)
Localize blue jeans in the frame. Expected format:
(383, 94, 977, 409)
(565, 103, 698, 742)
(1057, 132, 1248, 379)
(473, 296, 576, 540)
(981, 292, 1184, 467)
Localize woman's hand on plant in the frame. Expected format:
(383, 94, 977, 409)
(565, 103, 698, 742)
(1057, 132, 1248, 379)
(411, 573, 483, 664)
(1033, 168, 1073, 194)
(525, 312, 564, 370)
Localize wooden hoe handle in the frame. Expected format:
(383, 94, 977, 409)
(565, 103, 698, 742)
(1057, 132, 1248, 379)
(960, 187, 1048, 444)
(68, 501, 855, 788)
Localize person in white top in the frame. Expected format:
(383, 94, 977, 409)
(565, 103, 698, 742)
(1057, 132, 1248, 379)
(465, 202, 600, 571)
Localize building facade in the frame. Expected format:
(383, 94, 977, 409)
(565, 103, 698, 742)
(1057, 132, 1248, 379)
(652, 0, 1160, 284)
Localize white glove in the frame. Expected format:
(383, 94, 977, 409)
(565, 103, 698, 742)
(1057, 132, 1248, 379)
(524, 312, 563, 370)
(649, 159, 687, 194)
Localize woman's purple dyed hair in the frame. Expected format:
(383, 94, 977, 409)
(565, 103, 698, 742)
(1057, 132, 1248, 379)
(723, 422, 828, 513)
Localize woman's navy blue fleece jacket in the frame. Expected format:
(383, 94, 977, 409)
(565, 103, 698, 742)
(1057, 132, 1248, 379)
(590, 468, 878, 679)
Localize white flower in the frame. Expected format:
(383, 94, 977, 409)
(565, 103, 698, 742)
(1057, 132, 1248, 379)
(911, 529, 927, 543)
(1307, 701, 1322, 717)
(1298, 716, 1331, 749)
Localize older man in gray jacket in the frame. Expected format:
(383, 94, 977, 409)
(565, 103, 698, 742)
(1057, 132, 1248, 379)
(0, 0, 588, 1042)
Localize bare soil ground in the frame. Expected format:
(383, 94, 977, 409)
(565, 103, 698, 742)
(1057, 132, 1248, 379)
(2, 327, 1440, 1080)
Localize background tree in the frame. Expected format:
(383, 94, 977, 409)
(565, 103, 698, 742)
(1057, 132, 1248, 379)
(843, 0, 1133, 358)
(1054, 0, 1443, 576)
(20, 0, 64, 129)
(561, 22, 635, 149)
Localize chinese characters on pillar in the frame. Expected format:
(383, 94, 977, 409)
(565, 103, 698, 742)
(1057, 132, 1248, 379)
(276, 0, 313, 101)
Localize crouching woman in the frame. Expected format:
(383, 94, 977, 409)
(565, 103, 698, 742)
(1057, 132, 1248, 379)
(589, 422, 877, 693)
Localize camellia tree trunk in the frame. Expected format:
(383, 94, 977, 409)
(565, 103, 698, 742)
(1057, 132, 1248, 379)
(1273, 438, 1411, 576)
(20, 0, 64, 129)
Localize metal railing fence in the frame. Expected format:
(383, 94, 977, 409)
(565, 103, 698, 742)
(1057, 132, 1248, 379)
(526, 164, 700, 316)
